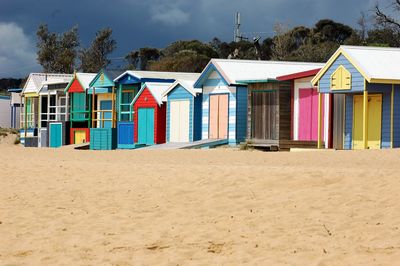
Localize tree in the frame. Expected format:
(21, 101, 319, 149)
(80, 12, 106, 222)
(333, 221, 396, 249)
(80, 28, 116, 72)
(148, 50, 211, 72)
(375, 0, 400, 32)
(148, 40, 218, 72)
(313, 19, 354, 44)
(36, 24, 79, 73)
(291, 41, 339, 62)
(125, 47, 160, 70)
(271, 23, 292, 60)
(367, 28, 400, 46)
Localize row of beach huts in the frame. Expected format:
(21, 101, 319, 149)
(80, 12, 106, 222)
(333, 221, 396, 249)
(11, 45, 400, 150)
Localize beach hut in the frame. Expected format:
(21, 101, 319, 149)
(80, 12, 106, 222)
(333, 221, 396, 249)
(162, 77, 202, 143)
(38, 77, 73, 147)
(277, 69, 331, 148)
(113, 71, 200, 148)
(131, 82, 171, 145)
(87, 70, 122, 150)
(312, 45, 400, 150)
(8, 88, 23, 129)
(0, 95, 11, 128)
(193, 59, 324, 146)
(20, 73, 72, 147)
(64, 73, 96, 145)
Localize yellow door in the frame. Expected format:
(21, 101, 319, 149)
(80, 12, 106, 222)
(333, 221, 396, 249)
(367, 95, 382, 149)
(352, 94, 382, 149)
(74, 130, 86, 144)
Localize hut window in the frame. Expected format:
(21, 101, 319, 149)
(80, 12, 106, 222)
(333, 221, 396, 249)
(330, 65, 351, 90)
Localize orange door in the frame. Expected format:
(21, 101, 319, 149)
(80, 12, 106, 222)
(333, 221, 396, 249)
(209, 94, 229, 139)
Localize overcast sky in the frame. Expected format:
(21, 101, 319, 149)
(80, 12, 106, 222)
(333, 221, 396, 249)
(0, 0, 381, 78)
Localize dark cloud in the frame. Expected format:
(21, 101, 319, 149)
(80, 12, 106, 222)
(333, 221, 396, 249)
(0, 0, 376, 77)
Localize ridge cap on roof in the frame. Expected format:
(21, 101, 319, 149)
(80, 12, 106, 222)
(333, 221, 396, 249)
(126, 70, 199, 74)
(341, 45, 400, 52)
(211, 58, 325, 65)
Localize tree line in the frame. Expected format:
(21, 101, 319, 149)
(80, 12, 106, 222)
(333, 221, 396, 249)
(32, 0, 400, 74)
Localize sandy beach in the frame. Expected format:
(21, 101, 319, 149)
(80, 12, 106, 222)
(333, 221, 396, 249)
(1, 137, 400, 265)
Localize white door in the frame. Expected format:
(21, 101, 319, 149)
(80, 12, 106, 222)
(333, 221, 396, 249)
(170, 100, 190, 142)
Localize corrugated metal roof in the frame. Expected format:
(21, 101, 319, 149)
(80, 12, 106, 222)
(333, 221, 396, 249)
(22, 73, 73, 94)
(75, 73, 97, 89)
(162, 76, 201, 101)
(39, 77, 73, 95)
(209, 59, 325, 84)
(341, 45, 400, 80)
(146, 82, 173, 105)
(103, 70, 124, 81)
(114, 70, 200, 82)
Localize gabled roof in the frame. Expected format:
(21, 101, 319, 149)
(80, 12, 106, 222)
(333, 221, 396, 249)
(39, 77, 73, 95)
(114, 70, 200, 83)
(162, 75, 201, 100)
(64, 73, 97, 93)
(89, 69, 123, 88)
(312, 45, 400, 85)
(22, 73, 73, 95)
(132, 82, 173, 106)
(277, 68, 321, 81)
(194, 59, 324, 88)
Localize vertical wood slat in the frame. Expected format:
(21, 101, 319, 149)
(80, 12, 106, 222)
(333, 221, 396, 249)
(92, 88, 95, 128)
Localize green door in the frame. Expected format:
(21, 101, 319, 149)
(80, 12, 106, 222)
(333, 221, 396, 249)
(72, 93, 86, 121)
(138, 108, 154, 145)
(50, 123, 62, 148)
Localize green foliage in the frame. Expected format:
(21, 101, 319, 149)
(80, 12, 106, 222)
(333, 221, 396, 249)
(366, 28, 400, 47)
(36, 24, 79, 73)
(36, 14, 400, 75)
(125, 47, 160, 70)
(79, 28, 117, 73)
(149, 50, 211, 72)
(271, 19, 358, 62)
(148, 40, 218, 72)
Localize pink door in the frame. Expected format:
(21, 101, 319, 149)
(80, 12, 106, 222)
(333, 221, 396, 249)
(218, 94, 228, 139)
(209, 95, 219, 139)
(298, 88, 324, 141)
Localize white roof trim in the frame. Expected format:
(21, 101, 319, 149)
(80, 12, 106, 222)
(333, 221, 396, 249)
(114, 70, 200, 82)
(132, 82, 173, 106)
(161, 80, 201, 101)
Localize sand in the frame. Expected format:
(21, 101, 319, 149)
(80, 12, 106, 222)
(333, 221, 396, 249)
(1, 142, 400, 265)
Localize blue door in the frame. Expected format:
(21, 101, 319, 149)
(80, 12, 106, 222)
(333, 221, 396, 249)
(118, 122, 134, 145)
(50, 123, 62, 148)
(138, 108, 154, 145)
(100, 100, 112, 128)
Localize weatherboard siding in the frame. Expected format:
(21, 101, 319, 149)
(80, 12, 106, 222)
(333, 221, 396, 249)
(166, 85, 194, 142)
(236, 86, 248, 143)
(344, 94, 353, 149)
(133, 88, 166, 144)
(343, 84, 393, 149)
(367, 83, 391, 148)
(394, 85, 400, 148)
(202, 86, 237, 143)
(193, 94, 203, 141)
(319, 54, 364, 93)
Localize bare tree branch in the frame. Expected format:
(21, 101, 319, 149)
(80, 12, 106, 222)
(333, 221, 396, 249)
(375, 2, 400, 31)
